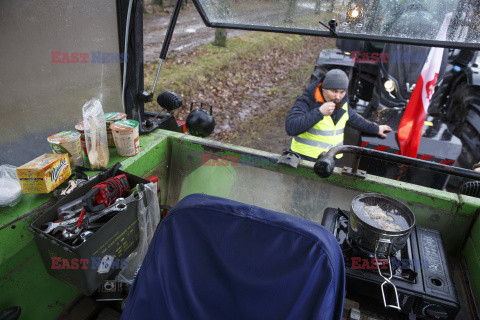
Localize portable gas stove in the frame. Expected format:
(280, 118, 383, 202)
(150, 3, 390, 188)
(322, 208, 460, 319)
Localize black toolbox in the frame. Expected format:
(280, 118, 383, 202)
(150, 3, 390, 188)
(29, 169, 150, 296)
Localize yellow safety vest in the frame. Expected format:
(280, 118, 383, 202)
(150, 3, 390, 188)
(290, 102, 349, 159)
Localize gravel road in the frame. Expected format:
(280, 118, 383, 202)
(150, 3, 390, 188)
(143, 4, 249, 64)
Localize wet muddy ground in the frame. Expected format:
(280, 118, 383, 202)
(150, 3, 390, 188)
(143, 5, 249, 64)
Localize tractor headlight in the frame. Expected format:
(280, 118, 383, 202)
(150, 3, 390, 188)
(384, 79, 396, 93)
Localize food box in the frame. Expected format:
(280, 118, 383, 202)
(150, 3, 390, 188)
(16, 153, 71, 193)
(29, 169, 150, 295)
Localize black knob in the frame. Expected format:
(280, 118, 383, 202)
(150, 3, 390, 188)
(314, 154, 335, 178)
(424, 304, 448, 319)
(137, 91, 153, 103)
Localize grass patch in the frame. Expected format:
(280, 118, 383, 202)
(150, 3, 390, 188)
(144, 32, 312, 110)
(143, 30, 335, 151)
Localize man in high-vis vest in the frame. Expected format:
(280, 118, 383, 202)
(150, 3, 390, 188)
(286, 69, 392, 162)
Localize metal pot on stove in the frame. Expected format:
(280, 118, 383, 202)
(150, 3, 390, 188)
(348, 193, 415, 257)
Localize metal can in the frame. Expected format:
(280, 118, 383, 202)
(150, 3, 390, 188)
(47, 131, 83, 167)
(110, 119, 139, 157)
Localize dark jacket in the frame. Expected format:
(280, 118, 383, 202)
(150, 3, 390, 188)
(285, 77, 379, 137)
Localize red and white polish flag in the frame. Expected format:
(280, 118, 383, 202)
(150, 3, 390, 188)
(397, 13, 453, 158)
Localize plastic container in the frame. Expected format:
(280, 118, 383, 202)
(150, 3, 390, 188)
(29, 170, 149, 295)
(48, 131, 83, 167)
(0, 165, 22, 207)
(75, 121, 88, 156)
(105, 112, 127, 148)
(110, 120, 140, 157)
(82, 98, 109, 169)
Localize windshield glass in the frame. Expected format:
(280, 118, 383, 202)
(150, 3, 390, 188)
(194, 0, 480, 48)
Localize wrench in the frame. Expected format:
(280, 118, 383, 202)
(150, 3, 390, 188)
(41, 216, 79, 235)
(71, 230, 95, 246)
(119, 189, 143, 208)
(66, 191, 143, 244)
(42, 198, 124, 235)
(87, 190, 143, 224)
(58, 206, 84, 220)
(61, 223, 103, 243)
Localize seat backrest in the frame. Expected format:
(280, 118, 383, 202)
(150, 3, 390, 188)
(121, 193, 345, 320)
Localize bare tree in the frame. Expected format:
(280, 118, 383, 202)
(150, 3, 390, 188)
(213, 0, 230, 47)
(285, 0, 297, 23)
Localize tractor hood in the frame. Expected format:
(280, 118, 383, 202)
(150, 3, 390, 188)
(192, 0, 480, 50)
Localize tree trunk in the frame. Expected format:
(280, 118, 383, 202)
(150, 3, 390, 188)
(315, 0, 321, 14)
(285, 0, 297, 24)
(214, 28, 227, 47)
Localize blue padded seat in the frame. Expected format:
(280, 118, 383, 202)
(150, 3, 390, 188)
(121, 193, 345, 320)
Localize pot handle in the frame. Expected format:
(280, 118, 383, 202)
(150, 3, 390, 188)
(375, 239, 401, 311)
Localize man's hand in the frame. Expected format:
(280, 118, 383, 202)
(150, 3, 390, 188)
(377, 125, 392, 138)
(319, 102, 336, 116)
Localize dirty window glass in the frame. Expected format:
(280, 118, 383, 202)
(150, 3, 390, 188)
(0, 0, 121, 166)
(195, 0, 480, 46)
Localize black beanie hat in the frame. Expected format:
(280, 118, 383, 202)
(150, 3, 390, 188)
(322, 69, 349, 90)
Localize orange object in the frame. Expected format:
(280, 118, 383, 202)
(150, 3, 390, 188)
(177, 120, 187, 133)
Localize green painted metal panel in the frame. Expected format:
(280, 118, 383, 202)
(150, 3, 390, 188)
(0, 198, 54, 266)
(0, 194, 51, 224)
(471, 216, 480, 251)
(117, 133, 169, 177)
(457, 194, 480, 216)
(179, 164, 237, 200)
(463, 237, 480, 308)
(121, 133, 170, 205)
(447, 214, 477, 253)
(163, 134, 469, 251)
(162, 130, 477, 252)
(0, 240, 79, 319)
